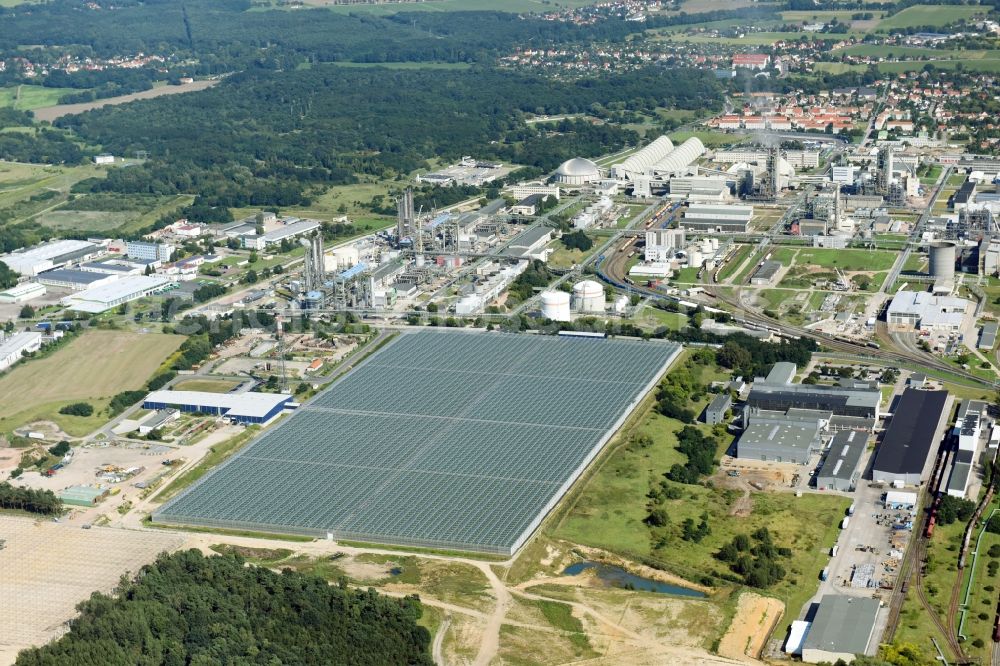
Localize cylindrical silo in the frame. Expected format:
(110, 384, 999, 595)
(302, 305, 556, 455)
(540, 290, 571, 322)
(687, 248, 704, 269)
(572, 280, 606, 313)
(929, 241, 957, 282)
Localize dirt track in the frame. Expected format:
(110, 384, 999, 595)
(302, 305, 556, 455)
(32, 80, 217, 122)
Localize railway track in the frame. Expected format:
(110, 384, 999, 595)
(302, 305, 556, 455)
(912, 536, 966, 660)
(703, 287, 993, 386)
(595, 208, 999, 389)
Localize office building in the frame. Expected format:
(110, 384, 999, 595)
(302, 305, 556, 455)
(126, 240, 174, 263)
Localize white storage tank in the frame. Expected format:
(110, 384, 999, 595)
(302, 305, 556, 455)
(572, 280, 606, 313)
(688, 248, 704, 268)
(710, 238, 719, 250)
(700, 239, 713, 254)
(540, 290, 571, 322)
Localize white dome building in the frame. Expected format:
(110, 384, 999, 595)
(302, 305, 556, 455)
(554, 158, 601, 186)
(540, 290, 571, 322)
(573, 280, 606, 313)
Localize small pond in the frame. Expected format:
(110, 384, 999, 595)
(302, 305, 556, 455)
(562, 561, 706, 598)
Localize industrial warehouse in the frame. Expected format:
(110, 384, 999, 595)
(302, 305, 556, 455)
(871, 389, 950, 485)
(142, 390, 295, 425)
(154, 331, 681, 554)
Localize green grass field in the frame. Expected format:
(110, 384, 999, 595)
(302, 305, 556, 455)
(0, 85, 81, 111)
(0, 330, 184, 436)
(172, 379, 241, 393)
(780, 9, 883, 22)
(547, 243, 595, 270)
(717, 244, 753, 282)
(795, 248, 898, 271)
(876, 4, 983, 30)
(878, 59, 1000, 73)
(637, 306, 689, 331)
(0, 163, 108, 230)
(669, 130, 747, 148)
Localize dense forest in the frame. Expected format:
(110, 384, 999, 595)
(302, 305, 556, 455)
(56, 65, 720, 206)
(0, 1, 652, 74)
(14, 549, 432, 665)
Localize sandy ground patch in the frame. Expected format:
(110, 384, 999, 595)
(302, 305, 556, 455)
(0, 516, 183, 665)
(717, 592, 784, 662)
(338, 557, 394, 581)
(0, 448, 19, 473)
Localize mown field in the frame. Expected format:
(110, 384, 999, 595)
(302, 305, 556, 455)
(0, 85, 78, 111)
(876, 4, 984, 30)
(0, 330, 183, 436)
(794, 247, 899, 271)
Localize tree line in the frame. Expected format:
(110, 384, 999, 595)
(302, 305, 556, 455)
(14, 549, 432, 665)
(0, 483, 61, 515)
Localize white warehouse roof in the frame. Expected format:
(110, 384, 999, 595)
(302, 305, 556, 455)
(649, 137, 706, 175)
(145, 390, 290, 420)
(888, 290, 969, 328)
(885, 490, 917, 506)
(260, 219, 321, 243)
(1, 239, 99, 276)
(61, 275, 174, 313)
(612, 136, 674, 180)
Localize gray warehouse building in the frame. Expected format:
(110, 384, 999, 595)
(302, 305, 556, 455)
(704, 393, 732, 425)
(750, 260, 782, 286)
(748, 380, 880, 419)
(801, 595, 880, 664)
(871, 388, 949, 486)
(816, 429, 867, 491)
(737, 408, 825, 464)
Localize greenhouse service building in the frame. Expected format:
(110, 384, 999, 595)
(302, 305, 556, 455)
(154, 331, 681, 554)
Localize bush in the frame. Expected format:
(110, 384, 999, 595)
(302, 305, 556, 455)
(716, 529, 789, 589)
(988, 545, 1000, 558)
(938, 495, 976, 525)
(986, 514, 1000, 535)
(146, 371, 177, 391)
(644, 508, 669, 527)
(973, 638, 985, 649)
(48, 441, 70, 457)
(561, 230, 593, 252)
(58, 402, 94, 417)
(109, 390, 146, 415)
